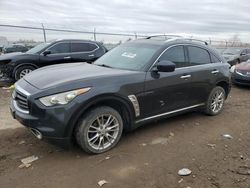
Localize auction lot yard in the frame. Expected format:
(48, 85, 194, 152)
(0, 86, 250, 188)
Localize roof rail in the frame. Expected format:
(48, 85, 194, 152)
(145, 35, 209, 45)
(178, 38, 209, 45)
(145, 34, 182, 39)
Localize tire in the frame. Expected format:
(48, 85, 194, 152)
(204, 86, 226, 116)
(75, 106, 123, 154)
(14, 65, 35, 80)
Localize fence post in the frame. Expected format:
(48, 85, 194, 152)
(134, 32, 137, 39)
(94, 28, 96, 41)
(41, 23, 46, 42)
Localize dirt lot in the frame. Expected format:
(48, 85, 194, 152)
(0, 86, 250, 188)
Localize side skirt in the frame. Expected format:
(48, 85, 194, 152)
(135, 103, 205, 124)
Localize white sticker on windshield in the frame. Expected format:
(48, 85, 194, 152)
(121, 52, 137, 58)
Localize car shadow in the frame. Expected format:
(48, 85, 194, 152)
(232, 84, 250, 90)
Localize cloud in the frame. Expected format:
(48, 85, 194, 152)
(0, 0, 250, 42)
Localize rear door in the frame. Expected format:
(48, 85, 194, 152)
(39, 42, 71, 66)
(140, 45, 195, 118)
(186, 45, 221, 105)
(71, 42, 99, 63)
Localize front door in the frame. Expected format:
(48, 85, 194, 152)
(39, 42, 72, 66)
(140, 45, 194, 118)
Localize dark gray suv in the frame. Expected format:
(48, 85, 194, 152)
(10, 37, 231, 154)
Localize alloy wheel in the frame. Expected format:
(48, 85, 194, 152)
(87, 114, 120, 151)
(210, 90, 224, 113)
(20, 69, 33, 78)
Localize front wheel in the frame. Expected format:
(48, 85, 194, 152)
(15, 65, 35, 80)
(75, 106, 123, 154)
(204, 86, 226, 116)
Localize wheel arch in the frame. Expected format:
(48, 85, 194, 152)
(12, 63, 39, 78)
(216, 80, 230, 98)
(65, 94, 136, 139)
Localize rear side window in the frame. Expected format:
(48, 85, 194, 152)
(48, 43, 70, 54)
(71, 42, 98, 53)
(188, 46, 211, 65)
(89, 43, 98, 51)
(210, 53, 221, 63)
(159, 46, 187, 68)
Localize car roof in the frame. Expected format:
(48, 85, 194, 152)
(130, 38, 210, 49)
(54, 39, 99, 43)
(127, 38, 222, 59)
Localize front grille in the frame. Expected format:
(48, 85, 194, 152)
(15, 90, 29, 110)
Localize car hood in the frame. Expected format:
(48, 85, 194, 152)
(0, 52, 22, 60)
(0, 52, 37, 62)
(236, 62, 250, 71)
(23, 63, 139, 89)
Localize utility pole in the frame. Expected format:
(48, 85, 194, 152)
(41, 23, 46, 42)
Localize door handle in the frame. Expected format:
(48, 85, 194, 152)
(63, 56, 71, 59)
(180, 75, 191, 79)
(88, 54, 95, 57)
(211, 70, 219, 74)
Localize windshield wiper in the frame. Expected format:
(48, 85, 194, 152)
(96, 64, 113, 68)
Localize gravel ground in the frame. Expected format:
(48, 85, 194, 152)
(0, 86, 250, 188)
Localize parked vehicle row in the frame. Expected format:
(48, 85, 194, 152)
(2, 44, 28, 54)
(0, 39, 107, 81)
(10, 37, 231, 154)
(222, 48, 250, 66)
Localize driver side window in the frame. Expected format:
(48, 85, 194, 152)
(48, 43, 70, 54)
(159, 46, 187, 68)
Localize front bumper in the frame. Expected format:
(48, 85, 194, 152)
(10, 95, 72, 148)
(0, 64, 14, 81)
(231, 72, 250, 86)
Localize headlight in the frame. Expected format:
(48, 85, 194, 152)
(230, 65, 235, 73)
(39, 88, 91, 106)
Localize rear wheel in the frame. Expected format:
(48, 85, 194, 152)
(15, 65, 35, 80)
(75, 106, 123, 154)
(204, 86, 226, 116)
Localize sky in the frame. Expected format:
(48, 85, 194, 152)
(0, 0, 250, 43)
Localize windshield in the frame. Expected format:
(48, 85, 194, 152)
(223, 48, 242, 55)
(94, 44, 160, 71)
(26, 43, 51, 54)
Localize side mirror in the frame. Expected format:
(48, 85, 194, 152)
(240, 52, 246, 56)
(43, 50, 51, 56)
(155, 60, 176, 72)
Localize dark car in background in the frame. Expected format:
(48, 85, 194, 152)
(10, 37, 231, 154)
(215, 47, 226, 54)
(3, 44, 28, 54)
(222, 48, 250, 66)
(231, 59, 250, 86)
(0, 39, 107, 81)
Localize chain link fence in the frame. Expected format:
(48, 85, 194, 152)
(1, 24, 250, 49)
